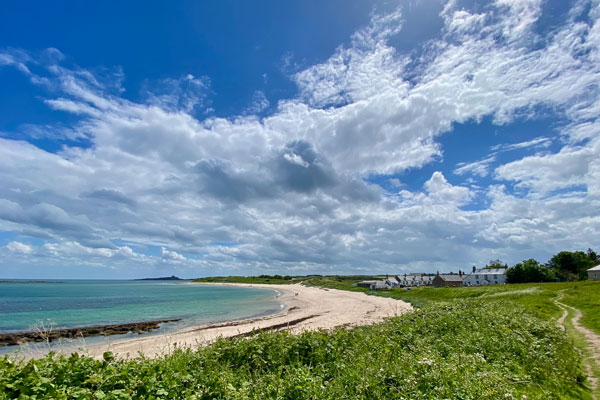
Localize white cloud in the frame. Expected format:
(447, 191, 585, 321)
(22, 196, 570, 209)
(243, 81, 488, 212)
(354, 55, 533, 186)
(389, 178, 403, 188)
(490, 137, 552, 152)
(6, 241, 33, 254)
(455, 156, 497, 177)
(424, 172, 472, 206)
(495, 139, 597, 195)
(246, 90, 270, 114)
(0, 0, 599, 276)
(161, 247, 186, 262)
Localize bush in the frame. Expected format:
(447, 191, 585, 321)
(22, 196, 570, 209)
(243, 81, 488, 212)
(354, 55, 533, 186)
(506, 259, 555, 283)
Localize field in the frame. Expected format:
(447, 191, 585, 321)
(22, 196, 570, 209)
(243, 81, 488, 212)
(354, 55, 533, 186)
(301, 277, 600, 330)
(192, 275, 383, 285)
(0, 278, 598, 399)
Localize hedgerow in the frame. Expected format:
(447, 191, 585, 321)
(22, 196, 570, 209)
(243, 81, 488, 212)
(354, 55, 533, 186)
(0, 301, 588, 399)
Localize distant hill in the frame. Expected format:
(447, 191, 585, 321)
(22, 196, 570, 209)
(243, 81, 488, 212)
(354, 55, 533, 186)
(135, 275, 183, 281)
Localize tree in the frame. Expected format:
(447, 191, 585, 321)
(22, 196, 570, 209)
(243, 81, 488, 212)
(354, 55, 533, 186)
(506, 259, 555, 283)
(548, 250, 596, 281)
(484, 259, 508, 269)
(587, 248, 600, 265)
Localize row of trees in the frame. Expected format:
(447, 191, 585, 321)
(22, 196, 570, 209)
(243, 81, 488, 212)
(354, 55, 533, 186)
(505, 249, 599, 283)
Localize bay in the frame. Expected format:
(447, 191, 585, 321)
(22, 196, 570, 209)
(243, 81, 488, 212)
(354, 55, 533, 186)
(0, 280, 282, 334)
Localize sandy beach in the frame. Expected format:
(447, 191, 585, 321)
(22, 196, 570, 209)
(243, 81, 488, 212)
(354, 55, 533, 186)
(17, 283, 412, 359)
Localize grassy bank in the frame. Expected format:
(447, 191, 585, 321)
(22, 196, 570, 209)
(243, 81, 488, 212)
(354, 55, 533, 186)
(302, 277, 600, 332)
(0, 301, 588, 399)
(558, 281, 600, 334)
(192, 275, 383, 285)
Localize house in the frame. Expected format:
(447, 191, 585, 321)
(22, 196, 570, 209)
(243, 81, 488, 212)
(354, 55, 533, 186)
(463, 266, 506, 286)
(394, 274, 434, 287)
(357, 280, 379, 289)
(356, 280, 389, 290)
(432, 272, 466, 288)
(588, 265, 600, 281)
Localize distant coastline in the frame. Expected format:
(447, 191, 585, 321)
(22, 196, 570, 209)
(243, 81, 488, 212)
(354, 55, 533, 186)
(134, 275, 184, 281)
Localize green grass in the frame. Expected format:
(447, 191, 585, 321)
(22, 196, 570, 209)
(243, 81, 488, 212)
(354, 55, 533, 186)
(0, 301, 589, 399)
(558, 281, 600, 334)
(193, 275, 384, 286)
(2, 277, 597, 399)
(193, 275, 301, 285)
(302, 277, 600, 333)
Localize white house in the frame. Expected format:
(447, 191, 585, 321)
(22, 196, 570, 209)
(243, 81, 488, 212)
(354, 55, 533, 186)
(394, 274, 434, 287)
(588, 265, 600, 281)
(463, 267, 506, 286)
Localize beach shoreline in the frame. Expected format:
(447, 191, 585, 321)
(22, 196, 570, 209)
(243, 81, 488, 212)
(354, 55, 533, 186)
(10, 283, 412, 360)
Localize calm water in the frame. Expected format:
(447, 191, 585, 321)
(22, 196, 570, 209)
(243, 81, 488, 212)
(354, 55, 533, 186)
(0, 280, 282, 333)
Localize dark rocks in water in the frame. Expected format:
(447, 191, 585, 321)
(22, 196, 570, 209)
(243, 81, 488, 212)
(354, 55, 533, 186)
(136, 275, 183, 281)
(0, 318, 182, 347)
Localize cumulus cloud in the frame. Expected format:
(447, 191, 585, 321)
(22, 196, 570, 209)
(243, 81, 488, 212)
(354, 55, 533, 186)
(0, 0, 599, 276)
(161, 247, 186, 262)
(424, 172, 472, 206)
(6, 241, 33, 254)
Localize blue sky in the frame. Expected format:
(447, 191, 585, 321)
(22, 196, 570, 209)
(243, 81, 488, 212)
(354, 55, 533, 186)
(0, 0, 599, 279)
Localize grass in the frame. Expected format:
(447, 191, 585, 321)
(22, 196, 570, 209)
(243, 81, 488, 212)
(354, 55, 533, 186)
(558, 281, 600, 334)
(193, 275, 300, 284)
(193, 275, 384, 285)
(302, 277, 600, 332)
(0, 301, 589, 399)
(2, 277, 597, 399)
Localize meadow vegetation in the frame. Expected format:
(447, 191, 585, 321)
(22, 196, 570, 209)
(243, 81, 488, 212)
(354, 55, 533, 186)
(0, 301, 588, 399)
(1, 278, 597, 399)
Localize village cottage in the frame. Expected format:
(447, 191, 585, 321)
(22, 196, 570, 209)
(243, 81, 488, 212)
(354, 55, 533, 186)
(432, 272, 466, 288)
(588, 265, 600, 281)
(463, 266, 506, 286)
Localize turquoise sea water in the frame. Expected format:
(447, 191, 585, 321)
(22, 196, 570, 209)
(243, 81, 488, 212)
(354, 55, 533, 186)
(0, 280, 282, 334)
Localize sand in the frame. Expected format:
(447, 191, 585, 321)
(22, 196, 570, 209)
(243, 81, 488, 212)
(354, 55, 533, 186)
(16, 283, 412, 359)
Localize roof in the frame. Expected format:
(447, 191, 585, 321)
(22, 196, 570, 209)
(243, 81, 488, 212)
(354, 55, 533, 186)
(438, 274, 465, 282)
(588, 265, 600, 271)
(470, 268, 506, 275)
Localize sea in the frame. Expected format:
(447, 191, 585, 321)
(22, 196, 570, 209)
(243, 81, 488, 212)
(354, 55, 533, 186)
(0, 280, 283, 353)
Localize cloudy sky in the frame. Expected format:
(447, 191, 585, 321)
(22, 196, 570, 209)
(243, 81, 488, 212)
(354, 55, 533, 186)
(1, 0, 599, 279)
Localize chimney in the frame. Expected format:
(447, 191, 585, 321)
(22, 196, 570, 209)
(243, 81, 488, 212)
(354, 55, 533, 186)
(436, 271, 439, 276)
(472, 265, 476, 273)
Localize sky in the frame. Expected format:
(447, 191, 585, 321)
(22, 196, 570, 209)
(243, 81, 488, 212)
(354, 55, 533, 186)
(0, 0, 599, 279)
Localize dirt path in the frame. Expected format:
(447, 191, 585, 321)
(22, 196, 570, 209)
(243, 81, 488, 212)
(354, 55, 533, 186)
(555, 292, 600, 398)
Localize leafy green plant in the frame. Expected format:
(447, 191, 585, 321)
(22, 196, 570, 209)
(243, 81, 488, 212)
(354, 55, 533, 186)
(0, 301, 590, 399)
